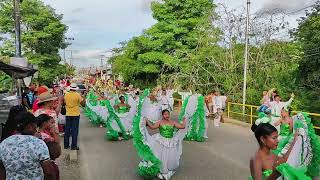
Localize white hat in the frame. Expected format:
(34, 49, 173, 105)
(70, 83, 79, 91)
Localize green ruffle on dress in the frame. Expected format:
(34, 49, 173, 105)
(249, 170, 273, 180)
(117, 106, 129, 114)
(249, 163, 312, 180)
(276, 163, 311, 180)
(159, 125, 175, 138)
(104, 101, 131, 141)
(280, 123, 291, 136)
(184, 95, 206, 142)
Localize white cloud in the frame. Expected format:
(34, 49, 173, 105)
(259, 0, 317, 14)
(73, 50, 104, 59)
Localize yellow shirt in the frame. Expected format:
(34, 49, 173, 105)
(64, 91, 83, 116)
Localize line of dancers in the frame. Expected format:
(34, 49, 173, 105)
(84, 84, 320, 179)
(84, 86, 209, 179)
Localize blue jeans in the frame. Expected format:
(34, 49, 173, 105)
(64, 116, 80, 149)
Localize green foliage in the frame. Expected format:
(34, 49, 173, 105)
(0, 72, 12, 92)
(293, 2, 320, 113)
(0, 0, 71, 86)
(112, 0, 217, 88)
(112, 1, 318, 115)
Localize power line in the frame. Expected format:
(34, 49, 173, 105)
(287, 4, 314, 15)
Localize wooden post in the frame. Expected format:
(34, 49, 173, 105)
(227, 102, 230, 119)
(250, 106, 253, 125)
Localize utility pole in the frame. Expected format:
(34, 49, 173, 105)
(243, 0, 250, 115)
(100, 55, 105, 79)
(69, 50, 73, 66)
(13, 0, 22, 97)
(14, 0, 21, 57)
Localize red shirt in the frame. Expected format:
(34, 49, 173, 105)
(32, 98, 40, 113)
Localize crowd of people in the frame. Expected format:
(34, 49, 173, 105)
(85, 77, 233, 179)
(0, 78, 86, 179)
(85, 78, 320, 180)
(1, 73, 319, 180)
(205, 91, 227, 127)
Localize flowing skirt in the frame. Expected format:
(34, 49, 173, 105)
(105, 95, 138, 140)
(272, 113, 320, 179)
(137, 117, 187, 179)
(183, 94, 208, 141)
(141, 98, 162, 123)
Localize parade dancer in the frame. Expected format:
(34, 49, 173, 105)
(141, 90, 162, 123)
(179, 92, 208, 141)
(269, 93, 294, 132)
(160, 89, 172, 112)
(274, 108, 293, 141)
(250, 112, 320, 179)
(166, 87, 174, 111)
(105, 95, 137, 141)
(178, 90, 192, 105)
(133, 90, 188, 180)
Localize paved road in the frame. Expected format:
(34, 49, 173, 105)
(67, 114, 258, 180)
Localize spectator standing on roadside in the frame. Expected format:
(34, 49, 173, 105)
(34, 91, 62, 129)
(213, 91, 223, 127)
(22, 87, 36, 110)
(220, 92, 227, 123)
(1, 105, 27, 142)
(205, 92, 214, 114)
(64, 83, 85, 150)
(32, 86, 51, 113)
(36, 114, 60, 143)
(0, 112, 55, 180)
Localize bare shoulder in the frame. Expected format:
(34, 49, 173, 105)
(251, 151, 262, 165)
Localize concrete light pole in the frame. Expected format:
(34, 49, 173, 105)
(243, 0, 250, 115)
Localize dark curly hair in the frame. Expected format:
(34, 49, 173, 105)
(1, 105, 27, 142)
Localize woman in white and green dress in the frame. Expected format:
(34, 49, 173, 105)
(84, 90, 102, 126)
(141, 92, 162, 123)
(133, 90, 188, 180)
(105, 95, 137, 141)
(178, 93, 208, 142)
(250, 112, 320, 179)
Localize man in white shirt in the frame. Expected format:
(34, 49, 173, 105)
(269, 93, 294, 131)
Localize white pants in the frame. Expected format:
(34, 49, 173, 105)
(214, 116, 221, 127)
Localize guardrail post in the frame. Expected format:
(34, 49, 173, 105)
(227, 102, 230, 119)
(250, 106, 253, 125)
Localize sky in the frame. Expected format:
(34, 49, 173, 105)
(41, 0, 317, 68)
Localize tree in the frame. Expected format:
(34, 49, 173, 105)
(0, 0, 69, 86)
(112, 0, 217, 88)
(293, 2, 320, 113)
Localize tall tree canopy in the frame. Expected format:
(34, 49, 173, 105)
(112, 0, 218, 88)
(0, 0, 69, 86)
(294, 2, 320, 112)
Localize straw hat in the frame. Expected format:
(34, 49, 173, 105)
(38, 92, 58, 104)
